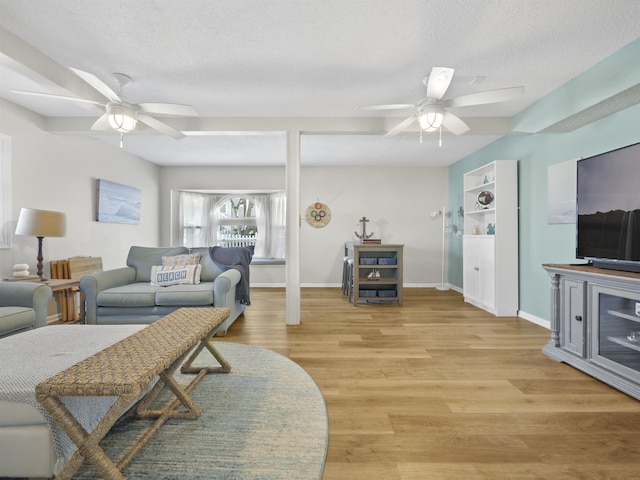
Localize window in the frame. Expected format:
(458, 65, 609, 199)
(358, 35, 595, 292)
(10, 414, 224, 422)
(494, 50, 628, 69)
(178, 191, 285, 260)
(216, 195, 258, 251)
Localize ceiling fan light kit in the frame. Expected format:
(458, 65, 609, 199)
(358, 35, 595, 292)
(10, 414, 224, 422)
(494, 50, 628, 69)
(418, 104, 445, 132)
(360, 66, 523, 139)
(106, 102, 138, 133)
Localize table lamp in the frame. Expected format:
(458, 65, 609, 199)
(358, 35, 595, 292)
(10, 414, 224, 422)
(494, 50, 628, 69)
(15, 208, 66, 280)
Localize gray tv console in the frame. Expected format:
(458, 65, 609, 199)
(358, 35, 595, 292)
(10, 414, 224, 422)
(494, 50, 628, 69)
(542, 264, 640, 400)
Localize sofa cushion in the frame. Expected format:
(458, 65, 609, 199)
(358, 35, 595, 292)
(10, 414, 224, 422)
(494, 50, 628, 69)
(127, 246, 189, 282)
(150, 264, 202, 286)
(162, 253, 201, 267)
(96, 284, 160, 307)
(0, 307, 36, 337)
(191, 247, 226, 282)
(155, 283, 214, 306)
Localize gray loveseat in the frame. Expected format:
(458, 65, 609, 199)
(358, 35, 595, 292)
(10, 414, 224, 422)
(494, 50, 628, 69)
(0, 281, 52, 339)
(80, 246, 247, 334)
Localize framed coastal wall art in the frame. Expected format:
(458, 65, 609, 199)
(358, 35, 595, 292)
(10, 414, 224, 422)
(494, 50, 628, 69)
(547, 159, 577, 224)
(0, 134, 11, 248)
(96, 179, 141, 224)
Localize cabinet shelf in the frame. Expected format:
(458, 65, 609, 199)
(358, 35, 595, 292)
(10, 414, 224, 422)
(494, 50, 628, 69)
(466, 208, 496, 216)
(607, 336, 640, 353)
(359, 280, 398, 285)
(607, 309, 640, 323)
(465, 181, 496, 194)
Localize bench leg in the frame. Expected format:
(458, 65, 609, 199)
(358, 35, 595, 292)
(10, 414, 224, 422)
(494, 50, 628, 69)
(181, 328, 231, 374)
(39, 394, 138, 480)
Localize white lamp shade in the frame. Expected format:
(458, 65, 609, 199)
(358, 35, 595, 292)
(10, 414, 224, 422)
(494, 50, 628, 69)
(418, 104, 445, 132)
(15, 208, 66, 237)
(107, 103, 138, 133)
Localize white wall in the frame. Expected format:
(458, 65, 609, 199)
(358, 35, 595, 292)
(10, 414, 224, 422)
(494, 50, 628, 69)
(160, 164, 448, 286)
(0, 100, 160, 277)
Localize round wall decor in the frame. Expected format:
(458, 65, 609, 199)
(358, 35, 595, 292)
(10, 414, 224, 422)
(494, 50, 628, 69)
(305, 202, 331, 228)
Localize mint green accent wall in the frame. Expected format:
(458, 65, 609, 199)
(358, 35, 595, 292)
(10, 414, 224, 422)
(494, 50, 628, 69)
(448, 103, 640, 320)
(449, 38, 640, 321)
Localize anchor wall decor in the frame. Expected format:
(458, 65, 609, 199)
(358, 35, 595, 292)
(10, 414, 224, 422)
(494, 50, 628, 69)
(355, 216, 374, 239)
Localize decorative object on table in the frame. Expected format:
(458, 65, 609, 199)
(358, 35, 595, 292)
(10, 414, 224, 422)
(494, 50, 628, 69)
(429, 206, 449, 291)
(305, 201, 331, 228)
(96, 179, 141, 224)
(355, 216, 374, 240)
(367, 269, 381, 280)
(14, 208, 66, 280)
(476, 190, 495, 210)
(12, 263, 30, 277)
(487, 223, 496, 235)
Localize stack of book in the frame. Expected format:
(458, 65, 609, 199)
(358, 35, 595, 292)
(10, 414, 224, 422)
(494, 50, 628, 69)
(361, 238, 382, 244)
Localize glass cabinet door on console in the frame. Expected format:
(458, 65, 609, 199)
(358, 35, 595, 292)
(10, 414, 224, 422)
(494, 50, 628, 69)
(591, 285, 640, 383)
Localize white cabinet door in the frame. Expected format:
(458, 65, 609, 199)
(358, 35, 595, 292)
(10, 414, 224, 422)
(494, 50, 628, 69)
(463, 236, 496, 312)
(477, 236, 496, 310)
(463, 237, 479, 301)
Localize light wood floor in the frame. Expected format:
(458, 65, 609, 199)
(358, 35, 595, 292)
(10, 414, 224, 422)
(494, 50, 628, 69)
(216, 288, 640, 480)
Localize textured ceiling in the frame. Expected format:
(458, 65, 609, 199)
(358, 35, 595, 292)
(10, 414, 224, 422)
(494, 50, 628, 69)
(0, 0, 638, 166)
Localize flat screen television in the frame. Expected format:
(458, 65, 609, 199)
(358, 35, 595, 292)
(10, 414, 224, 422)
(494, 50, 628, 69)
(576, 141, 640, 273)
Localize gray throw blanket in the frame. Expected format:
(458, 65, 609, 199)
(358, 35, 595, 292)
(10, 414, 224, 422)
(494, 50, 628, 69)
(210, 246, 253, 306)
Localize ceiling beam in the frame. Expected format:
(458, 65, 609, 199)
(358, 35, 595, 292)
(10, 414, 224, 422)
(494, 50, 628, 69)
(44, 115, 520, 137)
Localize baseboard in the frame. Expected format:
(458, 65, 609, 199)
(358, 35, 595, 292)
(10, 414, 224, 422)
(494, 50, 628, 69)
(518, 310, 550, 329)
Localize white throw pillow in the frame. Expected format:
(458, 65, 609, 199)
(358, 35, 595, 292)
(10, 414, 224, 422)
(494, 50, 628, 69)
(150, 264, 202, 286)
(162, 253, 201, 267)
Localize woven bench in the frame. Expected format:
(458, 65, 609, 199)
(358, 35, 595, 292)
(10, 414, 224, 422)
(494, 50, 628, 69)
(35, 307, 231, 480)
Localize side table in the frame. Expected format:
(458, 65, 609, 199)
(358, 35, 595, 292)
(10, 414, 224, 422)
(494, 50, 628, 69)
(43, 278, 82, 322)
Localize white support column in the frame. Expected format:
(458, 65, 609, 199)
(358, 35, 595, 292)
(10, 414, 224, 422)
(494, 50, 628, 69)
(285, 131, 301, 325)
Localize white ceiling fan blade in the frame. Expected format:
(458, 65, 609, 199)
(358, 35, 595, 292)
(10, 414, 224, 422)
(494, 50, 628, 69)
(90, 113, 112, 131)
(11, 89, 104, 106)
(357, 104, 415, 111)
(384, 115, 417, 137)
(445, 86, 524, 108)
(138, 114, 185, 139)
(441, 112, 470, 135)
(138, 103, 198, 117)
(426, 67, 455, 100)
(69, 67, 121, 102)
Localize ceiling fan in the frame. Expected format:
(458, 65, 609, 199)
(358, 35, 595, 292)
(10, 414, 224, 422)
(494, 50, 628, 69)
(359, 67, 524, 137)
(12, 67, 197, 139)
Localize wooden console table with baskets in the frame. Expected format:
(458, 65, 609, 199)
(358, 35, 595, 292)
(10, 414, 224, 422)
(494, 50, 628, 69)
(35, 307, 231, 480)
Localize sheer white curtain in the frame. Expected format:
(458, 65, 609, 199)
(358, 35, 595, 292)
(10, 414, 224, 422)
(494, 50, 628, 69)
(179, 191, 217, 247)
(254, 194, 269, 258)
(254, 192, 286, 259)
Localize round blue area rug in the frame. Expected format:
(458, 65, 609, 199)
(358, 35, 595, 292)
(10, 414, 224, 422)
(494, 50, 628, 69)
(74, 343, 328, 480)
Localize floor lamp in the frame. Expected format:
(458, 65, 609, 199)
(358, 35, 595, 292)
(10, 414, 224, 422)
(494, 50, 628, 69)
(15, 208, 67, 280)
(429, 206, 449, 291)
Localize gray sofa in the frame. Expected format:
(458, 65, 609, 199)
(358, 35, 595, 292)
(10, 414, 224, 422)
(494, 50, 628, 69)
(0, 281, 52, 338)
(80, 246, 246, 334)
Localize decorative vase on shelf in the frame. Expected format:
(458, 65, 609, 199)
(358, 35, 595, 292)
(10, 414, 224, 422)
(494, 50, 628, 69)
(487, 223, 495, 235)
